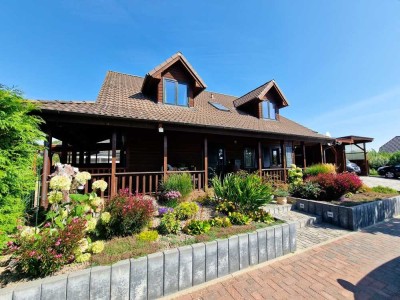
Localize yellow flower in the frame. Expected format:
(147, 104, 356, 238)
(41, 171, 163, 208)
(92, 180, 108, 192)
(75, 253, 91, 263)
(49, 175, 71, 191)
(86, 218, 98, 232)
(90, 241, 105, 254)
(91, 197, 104, 208)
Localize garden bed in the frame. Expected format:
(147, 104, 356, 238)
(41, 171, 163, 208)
(293, 196, 400, 230)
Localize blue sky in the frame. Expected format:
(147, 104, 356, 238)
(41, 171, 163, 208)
(1, 0, 399, 150)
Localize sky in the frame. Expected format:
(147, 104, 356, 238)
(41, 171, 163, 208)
(1, 0, 399, 150)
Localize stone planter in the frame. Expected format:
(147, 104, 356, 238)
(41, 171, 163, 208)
(292, 196, 400, 230)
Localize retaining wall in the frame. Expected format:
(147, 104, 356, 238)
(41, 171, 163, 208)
(294, 196, 400, 230)
(0, 222, 297, 300)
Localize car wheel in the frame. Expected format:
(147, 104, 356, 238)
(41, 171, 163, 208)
(385, 171, 395, 178)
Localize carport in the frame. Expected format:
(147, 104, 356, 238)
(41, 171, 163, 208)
(332, 135, 374, 175)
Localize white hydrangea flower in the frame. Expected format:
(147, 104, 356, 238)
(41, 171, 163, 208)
(48, 191, 63, 204)
(20, 226, 39, 239)
(75, 171, 91, 185)
(77, 238, 89, 252)
(100, 212, 111, 224)
(91, 197, 104, 208)
(86, 218, 98, 232)
(49, 175, 71, 191)
(92, 180, 108, 192)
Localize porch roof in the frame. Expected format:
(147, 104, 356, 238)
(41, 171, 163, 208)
(36, 71, 332, 142)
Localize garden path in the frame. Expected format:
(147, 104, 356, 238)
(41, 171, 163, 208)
(171, 217, 400, 299)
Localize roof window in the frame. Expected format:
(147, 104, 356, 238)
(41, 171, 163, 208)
(209, 101, 230, 111)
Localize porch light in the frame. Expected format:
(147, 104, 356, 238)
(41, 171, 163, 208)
(158, 124, 164, 133)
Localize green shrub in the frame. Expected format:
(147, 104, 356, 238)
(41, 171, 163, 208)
(162, 173, 193, 198)
(367, 149, 391, 169)
(183, 220, 211, 235)
(158, 212, 180, 234)
(0, 85, 45, 249)
(209, 217, 232, 228)
(369, 168, 378, 176)
(212, 172, 273, 213)
(136, 230, 159, 242)
(228, 212, 252, 225)
(215, 200, 236, 214)
(248, 209, 275, 224)
(175, 202, 199, 220)
(371, 185, 399, 194)
(289, 181, 322, 200)
(388, 151, 400, 166)
(304, 163, 336, 177)
(288, 164, 303, 185)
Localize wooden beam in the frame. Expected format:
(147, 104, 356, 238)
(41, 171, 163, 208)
(163, 135, 168, 182)
(204, 137, 208, 190)
(40, 132, 52, 208)
(301, 142, 306, 168)
(364, 142, 369, 176)
(320, 143, 324, 163)
(111, 131, 117, 197)
(258, 141, 262, 177)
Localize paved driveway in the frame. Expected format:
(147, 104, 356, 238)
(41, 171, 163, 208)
(360, 176, 400, 191)
(172, 218, 400, 299)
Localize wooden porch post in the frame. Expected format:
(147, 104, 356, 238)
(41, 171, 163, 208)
(320, 143, 324, 163)
(204, 137, 208, 190)
(302, 142, 307, 168)
(111, 131, 117, 197)
(280, 140, 287, 182)
(258, 141, 262, 177)
(363, 142, 369, 176)
(61, 141, 67, 164)
(163, 135, 168, 182)
(40, 132, 52, 208)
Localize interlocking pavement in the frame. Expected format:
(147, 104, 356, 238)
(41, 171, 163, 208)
(172, 218, 400, 299)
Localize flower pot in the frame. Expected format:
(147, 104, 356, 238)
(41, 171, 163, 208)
(276, 196, 287, 205)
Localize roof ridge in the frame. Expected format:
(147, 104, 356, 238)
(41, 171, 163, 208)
(107, 70, 144, 78)
(236, 80, 273, 100)
(203, 90, 238, 98)
(33, 99, 95, 103)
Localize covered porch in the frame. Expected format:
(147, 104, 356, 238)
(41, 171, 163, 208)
(40, 119, 330, 207)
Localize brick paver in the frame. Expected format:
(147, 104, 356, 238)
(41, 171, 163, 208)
(172, 218, 400, 299)
(297, 223, 349, 250)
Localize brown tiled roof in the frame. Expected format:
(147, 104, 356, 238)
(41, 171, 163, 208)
(37, 71, 330, 141)
(146, 52, 206, 88)
(233, 80, 289, 108)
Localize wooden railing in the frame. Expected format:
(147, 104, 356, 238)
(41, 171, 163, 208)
(167, 170, 205, 191)
(81, 167, 125, 174)
(262, 168, 287, 183)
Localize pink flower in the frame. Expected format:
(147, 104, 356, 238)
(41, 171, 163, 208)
(29, 251, 36, 257)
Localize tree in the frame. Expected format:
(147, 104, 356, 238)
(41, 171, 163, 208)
(0, 84, 45, 248)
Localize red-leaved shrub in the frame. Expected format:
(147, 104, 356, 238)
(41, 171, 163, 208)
(101, 189, 154, 238)
(308, 173, 362, 200)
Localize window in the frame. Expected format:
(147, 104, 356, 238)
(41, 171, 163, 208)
(271, 147, 281, 166)
(262, 100, 275, 119)
(164, 78, 188, 106)
(209, 101, 230, 111)
(243, 147, 255, 168)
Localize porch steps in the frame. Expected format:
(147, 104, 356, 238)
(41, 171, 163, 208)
(263, 203, 322, 229)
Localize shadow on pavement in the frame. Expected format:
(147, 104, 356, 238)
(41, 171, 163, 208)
(362, 218, 400, 238)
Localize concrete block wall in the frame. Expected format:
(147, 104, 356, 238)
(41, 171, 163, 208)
(294, 196, 400, 230)
(0, 222, 297, 300)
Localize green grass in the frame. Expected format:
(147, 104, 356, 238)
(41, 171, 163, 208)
(371, 185, 399, 194)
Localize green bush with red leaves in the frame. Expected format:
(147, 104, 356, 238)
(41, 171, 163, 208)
(308, 173, 362, 200)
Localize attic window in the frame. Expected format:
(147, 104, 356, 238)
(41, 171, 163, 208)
(164, 78, 188, 106)
(262, 100, 275, 120)
(209, 101, 230, 111)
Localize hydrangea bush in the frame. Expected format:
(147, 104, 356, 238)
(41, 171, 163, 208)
(6, 165, 108, 277)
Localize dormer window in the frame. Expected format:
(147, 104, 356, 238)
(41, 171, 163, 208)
(164, 78, 188, 106)
(262, 100, 275, 119)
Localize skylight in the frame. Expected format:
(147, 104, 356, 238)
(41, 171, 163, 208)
(209, 101, 230, 111)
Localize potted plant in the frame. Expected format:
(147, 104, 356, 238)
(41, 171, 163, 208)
(274, 188, 289, 205)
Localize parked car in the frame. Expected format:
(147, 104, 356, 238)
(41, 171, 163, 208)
(377, 165, 400, 178)
(346, 160, 361, 174)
